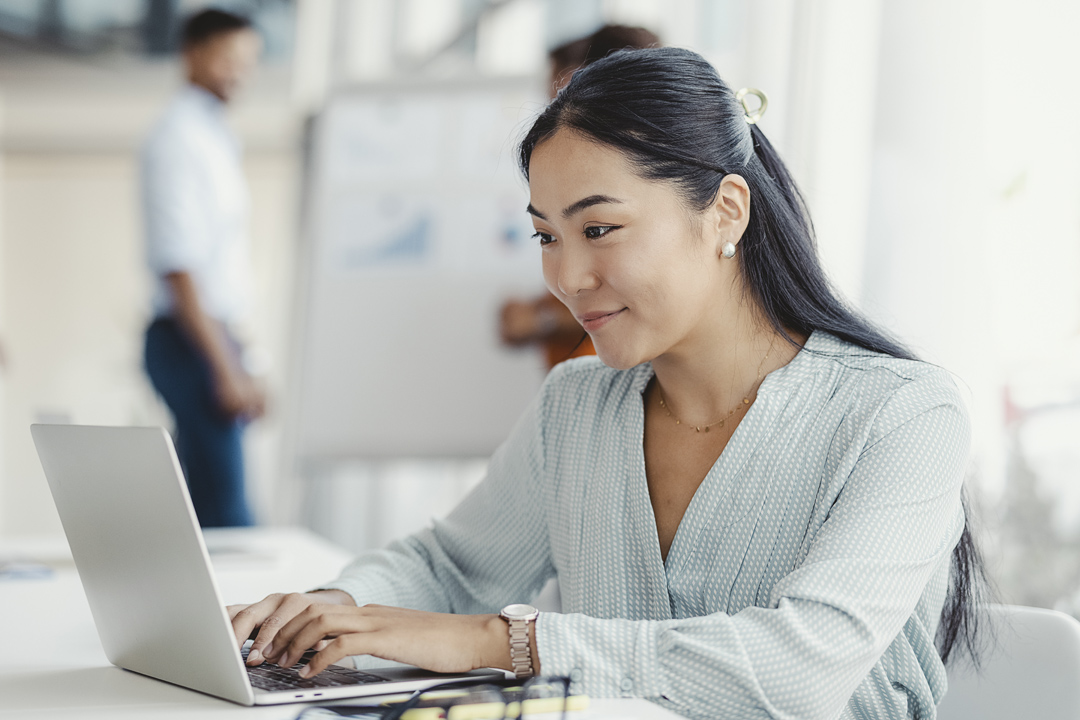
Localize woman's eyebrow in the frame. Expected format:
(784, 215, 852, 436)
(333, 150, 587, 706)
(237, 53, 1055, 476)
(526, 194, 624, 222)
(561, 194, 623, 219)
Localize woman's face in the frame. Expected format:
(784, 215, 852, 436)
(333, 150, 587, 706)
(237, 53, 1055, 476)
(527, 129, 745, 370)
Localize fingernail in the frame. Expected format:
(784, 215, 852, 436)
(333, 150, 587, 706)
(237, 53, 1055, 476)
(247, 649, 262, 664)
(297, 665, 311, 678)
(264, 644, 274, 658)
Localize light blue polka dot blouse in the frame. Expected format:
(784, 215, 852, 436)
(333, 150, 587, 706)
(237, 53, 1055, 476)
(324, 330, 970, 719)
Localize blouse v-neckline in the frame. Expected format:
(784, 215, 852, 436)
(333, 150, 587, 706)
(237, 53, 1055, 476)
(629, 333, 816, 589)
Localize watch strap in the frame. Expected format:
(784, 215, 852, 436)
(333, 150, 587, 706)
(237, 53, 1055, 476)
(507, 615, 534, 679)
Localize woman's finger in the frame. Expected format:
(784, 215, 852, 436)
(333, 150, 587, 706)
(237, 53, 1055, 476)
(247, 593, 317, 665)
(230, 594, 284, 650)
(226, 603, 250, 622)
(299, 635, 369, 679)
(277, 606, 374, 669)
(263, 602, 323, 665)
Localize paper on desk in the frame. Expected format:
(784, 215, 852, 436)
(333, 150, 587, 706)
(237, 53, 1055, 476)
(0, 560, 54, 580)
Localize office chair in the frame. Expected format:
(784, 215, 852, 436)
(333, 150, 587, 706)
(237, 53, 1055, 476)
(936, 604, 1080, 720)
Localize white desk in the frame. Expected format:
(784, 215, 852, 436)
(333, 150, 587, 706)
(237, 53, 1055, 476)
(0, 527, 680, 719)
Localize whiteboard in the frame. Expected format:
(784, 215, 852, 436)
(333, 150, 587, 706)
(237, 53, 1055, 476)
(291, 79, 550, 459)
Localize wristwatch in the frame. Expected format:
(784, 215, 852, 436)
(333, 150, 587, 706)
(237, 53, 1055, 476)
(499, 603, 539, 679)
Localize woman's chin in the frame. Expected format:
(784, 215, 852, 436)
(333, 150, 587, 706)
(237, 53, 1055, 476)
(592, 341, 647, 371)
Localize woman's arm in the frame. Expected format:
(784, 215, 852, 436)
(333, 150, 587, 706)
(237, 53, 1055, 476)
(230, 382, 556, 667)
(232, 602, 532, 678)
(320, 383, 555, 613)
(537, 376, 969, 719)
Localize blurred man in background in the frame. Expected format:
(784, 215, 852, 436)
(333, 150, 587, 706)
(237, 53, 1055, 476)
(500, 25, 661, 369)
(141, 9, 264, 527)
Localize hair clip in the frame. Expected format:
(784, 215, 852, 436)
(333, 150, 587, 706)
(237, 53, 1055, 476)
(735, 88, 768, 125)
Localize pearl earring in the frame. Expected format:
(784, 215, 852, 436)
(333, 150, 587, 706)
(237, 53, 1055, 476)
(721, 242, 736, 258)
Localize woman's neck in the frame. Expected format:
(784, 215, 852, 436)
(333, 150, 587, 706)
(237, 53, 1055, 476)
(649, 309, 802, 427)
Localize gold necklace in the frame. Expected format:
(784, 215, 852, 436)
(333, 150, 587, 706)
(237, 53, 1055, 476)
(656, 339, 775, 433)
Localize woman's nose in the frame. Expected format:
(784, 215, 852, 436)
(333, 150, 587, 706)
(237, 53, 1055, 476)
(552, 246, 600, 298)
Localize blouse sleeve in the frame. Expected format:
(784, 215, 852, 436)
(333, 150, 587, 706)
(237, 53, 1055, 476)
(535, 372, 970, 720)
(319, 387, 556, 614)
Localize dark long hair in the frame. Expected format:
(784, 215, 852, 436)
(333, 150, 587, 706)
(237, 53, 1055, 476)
(518, 46, 988, 665)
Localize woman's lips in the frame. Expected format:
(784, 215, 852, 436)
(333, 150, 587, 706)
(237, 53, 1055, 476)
(578, 308, 626, 332)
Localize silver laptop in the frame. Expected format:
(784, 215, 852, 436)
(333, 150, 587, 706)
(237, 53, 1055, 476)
(31, 424, 502, 706)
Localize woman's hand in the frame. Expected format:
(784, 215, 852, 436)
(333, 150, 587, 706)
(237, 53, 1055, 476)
(228, 590, 356, 666)
(266, 604, 513, 679)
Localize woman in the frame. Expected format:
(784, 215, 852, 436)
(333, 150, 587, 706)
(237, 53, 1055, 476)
(231, 47, 984, 719)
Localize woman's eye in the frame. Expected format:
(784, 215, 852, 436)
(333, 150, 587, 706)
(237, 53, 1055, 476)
(584, 225, 618, 240)
(532, 231, 555, 246)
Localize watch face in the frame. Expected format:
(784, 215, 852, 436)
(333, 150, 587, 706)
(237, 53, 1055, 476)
(502, 603, 539, 621)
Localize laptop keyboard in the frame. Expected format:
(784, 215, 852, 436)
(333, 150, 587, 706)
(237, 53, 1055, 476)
(242, 646, 388, 692)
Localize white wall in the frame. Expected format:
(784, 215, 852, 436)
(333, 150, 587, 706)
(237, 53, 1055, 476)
(861, 0, 1080, 486)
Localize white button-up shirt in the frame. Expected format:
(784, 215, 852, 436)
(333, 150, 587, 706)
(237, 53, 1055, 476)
(141, 84, 251, 324)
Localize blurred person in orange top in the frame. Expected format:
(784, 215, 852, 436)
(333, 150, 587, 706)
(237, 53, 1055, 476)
(500, 25, 661, 370)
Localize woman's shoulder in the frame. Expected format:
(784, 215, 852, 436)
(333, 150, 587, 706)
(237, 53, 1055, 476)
(805, 331, 968, 435)
(809, 330, 958, 385)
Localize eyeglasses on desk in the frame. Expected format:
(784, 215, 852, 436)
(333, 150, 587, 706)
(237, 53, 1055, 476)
(294, 675, 582, 720)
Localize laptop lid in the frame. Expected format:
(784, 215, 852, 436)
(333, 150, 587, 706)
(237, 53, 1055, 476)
(31, 424, 505, 706)
(32, 424, 256, 704)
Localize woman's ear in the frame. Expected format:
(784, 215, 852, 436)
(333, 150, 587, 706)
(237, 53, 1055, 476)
(711, 174, 751, 254)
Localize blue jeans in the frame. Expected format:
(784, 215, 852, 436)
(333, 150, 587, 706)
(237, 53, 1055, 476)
(144, 318, 254, 527)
